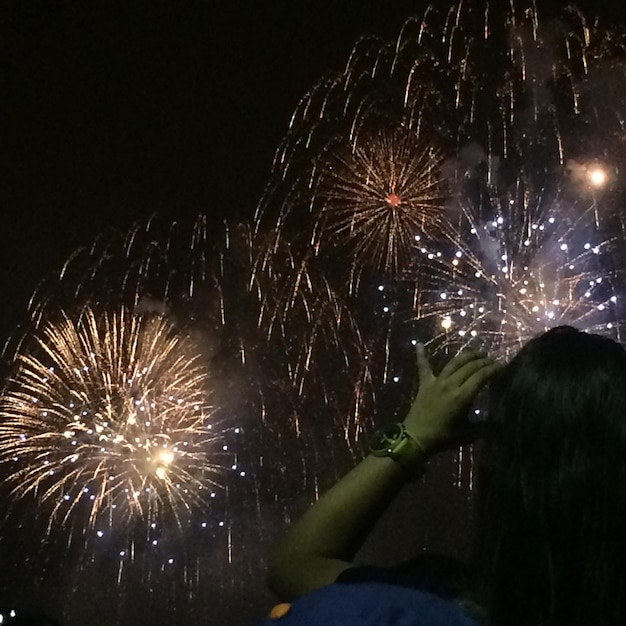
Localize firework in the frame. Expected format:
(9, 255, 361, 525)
(253, 1, 626, 368)
(0, 307, 227, 531)
(403, 179, 626, 357)
(315, 128, 445, 279)
(255, 2, 626, 294)
(13, 215, 374, 510)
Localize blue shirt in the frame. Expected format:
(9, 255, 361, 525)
(259, 556, 479, 626)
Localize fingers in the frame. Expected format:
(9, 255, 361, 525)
(438, 349, 485, 379)
(447, 355, 494, 385)
(419, 346, 501, 405)
(457, 361, 501, 403)
(416, 343, 433, 380)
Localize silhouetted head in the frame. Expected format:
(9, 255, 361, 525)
(487, 326, 626, 473)
(474, 327, 626, 626)
(471, 326, 626, 626)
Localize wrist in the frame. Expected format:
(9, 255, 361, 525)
(369, 422, 429, 480)
(401, 421, 440, 456)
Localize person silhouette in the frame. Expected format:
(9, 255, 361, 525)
(263, 326, 626, 626)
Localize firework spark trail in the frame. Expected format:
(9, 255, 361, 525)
(0, 307, 227, 532)
(247, 246, 375, 453)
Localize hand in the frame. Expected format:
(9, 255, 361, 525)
(402, 344, 501, 455)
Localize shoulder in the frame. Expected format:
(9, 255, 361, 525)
(336, 553, 469, 599)
(260, 581, 478, 626)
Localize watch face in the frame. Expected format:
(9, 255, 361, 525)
(370, 423, 404, 453)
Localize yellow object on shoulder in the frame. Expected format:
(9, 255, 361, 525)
(269, 603, 292, 619)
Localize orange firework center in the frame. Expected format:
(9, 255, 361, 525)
(385, 192, 402, 207)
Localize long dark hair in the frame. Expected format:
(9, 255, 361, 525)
(470, 326, 626, 625)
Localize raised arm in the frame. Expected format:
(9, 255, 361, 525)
(266, 345, 500, 601)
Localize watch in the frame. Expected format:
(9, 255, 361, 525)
(369, 422, 427, 478)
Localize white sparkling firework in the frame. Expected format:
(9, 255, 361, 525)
(0, 307, 227, 532)
(408, 181, 625, 356)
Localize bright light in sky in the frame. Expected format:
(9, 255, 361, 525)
(588, 167, 608, 188)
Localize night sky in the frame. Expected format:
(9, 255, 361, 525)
(4, 1, 626, 624)
(3, 1, 425, 344)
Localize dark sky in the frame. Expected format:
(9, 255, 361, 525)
(4, 0, 626, 347)
(2, 1, 419, 345)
